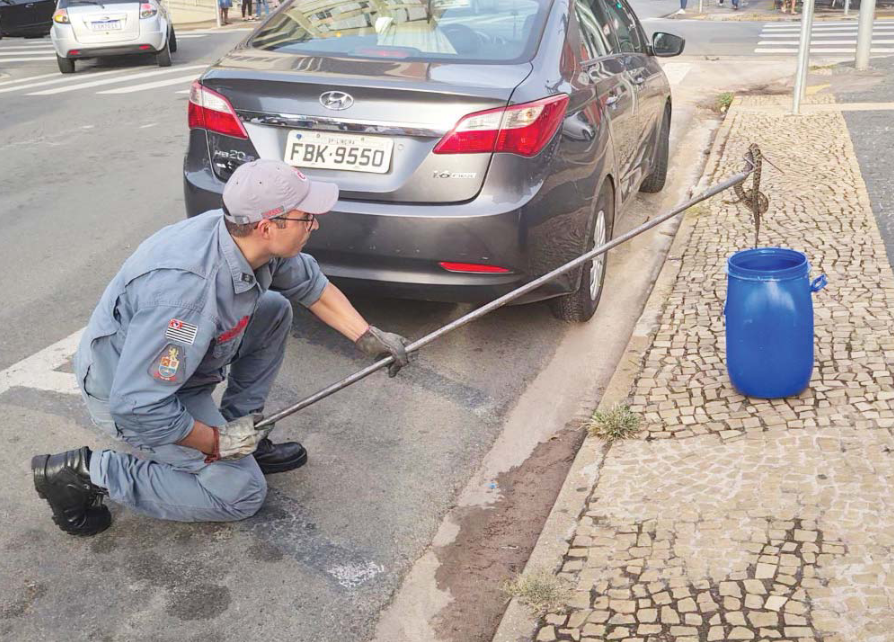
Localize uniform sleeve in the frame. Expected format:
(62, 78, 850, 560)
(108, 304, 216, 447)
(270, 253, 329, 307)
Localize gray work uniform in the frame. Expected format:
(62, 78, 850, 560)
(75, 210, 328, 522)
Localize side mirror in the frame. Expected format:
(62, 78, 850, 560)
(651, 32, 685, 57)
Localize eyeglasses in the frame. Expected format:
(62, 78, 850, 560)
(275, 213, 316, 227)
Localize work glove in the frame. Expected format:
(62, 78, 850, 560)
(205, 414, 272, 463)
(355, 325, 411, 377)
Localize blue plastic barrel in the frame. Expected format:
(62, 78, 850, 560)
(725, 247, 827, 399)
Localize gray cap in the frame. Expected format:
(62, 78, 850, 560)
(222, 159, 339, 224)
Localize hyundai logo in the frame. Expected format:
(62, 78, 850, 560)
(320, 91, 354, 111)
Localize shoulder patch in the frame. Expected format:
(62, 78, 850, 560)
(150, 343, 187, 384)
(166, 318, 198, 345)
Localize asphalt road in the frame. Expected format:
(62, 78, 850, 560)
(834, 56, 894, 271)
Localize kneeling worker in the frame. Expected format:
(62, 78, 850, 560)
(32, 159, 409, 536)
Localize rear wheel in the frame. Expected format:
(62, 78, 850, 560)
(549, 183, 614, 323)
(640, 106, 670, 193)
(56, 54, 75, 74)
(168, 27, 177, 53)
(156, 37, 172, 66)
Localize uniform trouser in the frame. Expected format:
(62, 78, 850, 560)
(83, 292, 293, 522)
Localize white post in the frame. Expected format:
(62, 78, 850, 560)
(798, 0, 815, 100)
(699, 0, 703, 13)
(855, 0, 877, 70)
(844, 0, 850, 17)
(792, 0, 815, 114)
(215, 0, 222, 27)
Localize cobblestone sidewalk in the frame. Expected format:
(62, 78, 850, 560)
(524, 95, 894, 642)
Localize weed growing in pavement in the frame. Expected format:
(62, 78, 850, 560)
(588, 404, 641, 441)
(501, 569, 570, 617)
(716, 92, 734, 114)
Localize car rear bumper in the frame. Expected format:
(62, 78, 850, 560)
(52, 26, 165, 58)
(183, 134, 572, 305)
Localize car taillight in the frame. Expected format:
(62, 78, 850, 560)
(433, 94, 569, 157)
(140, 2, 158, 18)
(439, 262, 511, 274)
(188, 81, 248, 140)
(53, 9, 70, 23)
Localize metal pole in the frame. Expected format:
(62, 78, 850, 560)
(855, 0, 877, 70)
(256, 163, 756, 430)
(798, 0, 815, 101)
(699, 0, 703, 14)
(215, 0, 222, 28)
(844, 0, 850, 18)
(792, 0, 815, 114)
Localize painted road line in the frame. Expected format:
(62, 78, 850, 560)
(175, 34, 210, 39)
(173, 88, 191, 93)
(0, 71, 60, 87)
(0, 329, 82, 397)
(0, 68, 133, 94)
(755, 47, 894, 53)
(27, 64, 206, 95)
(662, 62, 691, 87)
(96, 73, 200, 94)
(0, 57, 56, 63)
(758, 31, 894, 37)
(758, 39, 894, 45)
(0, 47, 56, 53)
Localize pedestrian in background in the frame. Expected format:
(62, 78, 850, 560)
(256, 0, 270, 19)
(677, 0, 687, 13)
(219, 0, 231, 24)
(242, 0, 254, 21)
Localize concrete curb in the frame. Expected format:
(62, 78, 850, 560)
(491, 108, 738, 642)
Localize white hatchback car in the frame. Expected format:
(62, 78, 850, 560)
(50, 0, 176, 73)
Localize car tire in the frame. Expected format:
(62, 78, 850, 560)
(640, 106, 670, 194)
(156, 37, 172, 67)
(56, 54, 75, 74)
(169, 27, 177, 53)
(549, 182, 614, 323)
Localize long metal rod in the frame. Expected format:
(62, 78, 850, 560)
(792, 0, 815, 115)
(256, 166, 754, 429)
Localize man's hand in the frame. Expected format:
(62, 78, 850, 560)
(355, 326, 410, 377)
(206, 415, 272, 463)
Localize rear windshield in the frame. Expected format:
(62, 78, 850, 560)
(249, 0, 552, 64)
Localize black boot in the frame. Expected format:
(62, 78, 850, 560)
(253, 438, 307, 474)
(32, 447, 111, 536)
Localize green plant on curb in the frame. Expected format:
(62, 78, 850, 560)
(501, 569, 571, 617)
(588, 403, 641, 441)
(716, 92, 734, 114)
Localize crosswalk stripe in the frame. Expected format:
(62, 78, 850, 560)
(755, 47, 894, 53)
(176, 34, 209, 39)
(96, 73, 199, 94)
(762, 20, 886, 27)
(0, 57, 56, 62)
(0, 47, 56, 52)
(758, 39, 894, 45)
(26, 64, 206, 95)
(0, 51, 54, 57)
(0, 71, 60, 87)
(0, 40, 51, 46)
(0, 68, 133, 94)
(661, 62, 691, 86)
(759, 31, 894, 36)
(761, 27, 894, 33)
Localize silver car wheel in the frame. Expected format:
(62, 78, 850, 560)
(589, 209, 607, 300)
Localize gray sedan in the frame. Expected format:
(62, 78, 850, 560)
(183, 0, 683, 322)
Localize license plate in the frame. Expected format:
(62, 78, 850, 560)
(92, 20, 122, 30)
(284, 130, 393, 174)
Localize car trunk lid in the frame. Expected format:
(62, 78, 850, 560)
(66, 1, 141, 44)
(200, 51, 533, 204)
